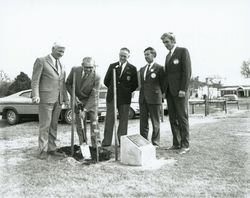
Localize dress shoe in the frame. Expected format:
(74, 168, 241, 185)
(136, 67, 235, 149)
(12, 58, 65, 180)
(101, 143, 111, 147)
(152, 143, 160, 148)
(38, 151, 48, 160)
(47, 150, 66, 157)
(179, 147, 190, 154)
(167, 146, 181, 150)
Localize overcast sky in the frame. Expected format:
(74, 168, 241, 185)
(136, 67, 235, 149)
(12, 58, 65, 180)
(0, 0, 249, 85)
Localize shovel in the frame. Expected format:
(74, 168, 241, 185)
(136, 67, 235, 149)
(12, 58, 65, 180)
(79, 109, 91, 160)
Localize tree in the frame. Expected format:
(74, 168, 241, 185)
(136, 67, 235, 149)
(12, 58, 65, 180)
(7, 72, 31, 95)
(241, 59, 250, 78)
(0, 70, 12, 97)
(189, 76, 206, 97)
(0, 70, 11, 82)
(189, 76, 206, 90)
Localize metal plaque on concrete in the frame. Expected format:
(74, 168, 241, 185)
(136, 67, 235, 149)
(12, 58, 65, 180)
(120, 134, 156, 166)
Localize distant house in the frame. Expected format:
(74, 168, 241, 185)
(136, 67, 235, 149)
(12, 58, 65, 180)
(220, 85, 250, 97)
(190, 86, 220, 99)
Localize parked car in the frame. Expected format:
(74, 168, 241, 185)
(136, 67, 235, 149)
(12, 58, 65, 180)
(98, 89, 140, 119)
(64, 89, 168, 121)
(0, 89, 72, 125)
(220, 94, 238, 101)
(0, 89, 167, 125)
(130, 90, 168, 118)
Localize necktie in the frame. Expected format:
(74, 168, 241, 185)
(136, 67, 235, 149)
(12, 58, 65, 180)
(144, 64, 151, 80)
(146, 64, 151, 74)
(165, 50, 171, 66)
(82, 72, 88, 79)
(55, 59, 58, 71)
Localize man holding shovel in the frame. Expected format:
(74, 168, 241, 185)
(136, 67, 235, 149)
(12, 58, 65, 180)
(66, 57, 101, 155)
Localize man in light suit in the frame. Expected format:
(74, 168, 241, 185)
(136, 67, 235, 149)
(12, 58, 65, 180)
(102, 48, 138, 146)
(31, 42, 69, 159)
(139, 47, 165, 146)
(66, 57, 101, 148)
(161, 32, 192, 154)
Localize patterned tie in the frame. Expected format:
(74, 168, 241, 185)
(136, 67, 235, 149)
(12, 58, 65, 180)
(82, 72, 88, 80)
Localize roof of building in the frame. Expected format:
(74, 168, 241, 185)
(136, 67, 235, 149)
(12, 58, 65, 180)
(220, 85, 250, 90)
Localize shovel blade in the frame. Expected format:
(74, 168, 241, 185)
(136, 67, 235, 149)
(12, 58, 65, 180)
(80, 143, 91, 159)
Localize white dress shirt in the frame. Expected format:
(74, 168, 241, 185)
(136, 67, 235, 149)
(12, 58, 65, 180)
(144, 62, 154, 80)
(49, 54, 61, 75)
(119, 61, 127, 77)
(170, 45, 177, 56)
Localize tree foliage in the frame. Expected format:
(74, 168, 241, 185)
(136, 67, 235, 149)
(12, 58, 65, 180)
(0, 70, 11, 82)
(189, 76, 206, 89)
(241, 59, 250, 78)
(0, 70, 12, 97)
(7, 72, 31, 96)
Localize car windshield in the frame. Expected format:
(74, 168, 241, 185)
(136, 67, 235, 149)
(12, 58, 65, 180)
(20, 91, 31, 98)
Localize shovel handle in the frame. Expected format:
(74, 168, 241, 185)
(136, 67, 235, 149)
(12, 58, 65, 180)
(113, 68, 118, 161)
(71, 72, 76, 156)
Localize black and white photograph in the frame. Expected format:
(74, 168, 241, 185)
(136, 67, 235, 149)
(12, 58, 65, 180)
(0, 0, 249, 197)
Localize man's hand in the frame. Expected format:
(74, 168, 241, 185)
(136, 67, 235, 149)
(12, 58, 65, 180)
(75, 97, 81, 105)
(64, 101, 70, 108)
(32, 97, 40, 104)
(178, 90, 186, 98)
(79, 109, 86, 120)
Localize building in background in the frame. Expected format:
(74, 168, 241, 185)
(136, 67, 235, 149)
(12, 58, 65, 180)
(220, 85, 250, 97)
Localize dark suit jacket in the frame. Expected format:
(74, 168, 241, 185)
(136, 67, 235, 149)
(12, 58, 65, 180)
(164, 47, 191, 96)
(139, 63, 164, 104)
(66, 67, 101, 111)
(31, 55, 68, 104)
(104, 61, 138, 106)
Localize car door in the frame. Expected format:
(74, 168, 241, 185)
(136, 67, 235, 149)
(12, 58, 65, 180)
(17, 91, 39, 114)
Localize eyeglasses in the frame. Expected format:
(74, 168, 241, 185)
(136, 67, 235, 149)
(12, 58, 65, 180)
(163, 41, 170, 44)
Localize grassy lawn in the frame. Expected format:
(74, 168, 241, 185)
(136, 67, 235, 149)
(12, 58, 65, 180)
(0, 109, 249, 197)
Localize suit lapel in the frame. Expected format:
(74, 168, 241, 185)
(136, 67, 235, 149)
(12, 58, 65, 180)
(80, 72, 94, 92)
(120, 62, 127, 78)
(141, 66, 147, 81)
(168, 47, 178, 65)
(46, 55, 59, 75)
(57, 59, 63, 76)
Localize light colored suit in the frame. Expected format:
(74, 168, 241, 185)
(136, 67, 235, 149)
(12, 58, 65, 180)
(31, 55, 68, 152)
(66, 67, 101, 146)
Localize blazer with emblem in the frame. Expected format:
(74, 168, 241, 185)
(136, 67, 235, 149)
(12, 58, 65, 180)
(164, 47, 192, 96)
(139, 63, 164, 104)
(31, 55, 68, 104)
(66, 67, 101, 111)
(104, 61, 138, 106)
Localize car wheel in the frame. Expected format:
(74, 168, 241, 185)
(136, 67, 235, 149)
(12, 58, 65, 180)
(63, 109, 72, 124)
(128, 107, 135, 119)
(6, 109, 20, 125)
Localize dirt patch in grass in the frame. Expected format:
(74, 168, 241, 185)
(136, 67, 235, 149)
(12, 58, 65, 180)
(58, 145, 112, 162)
